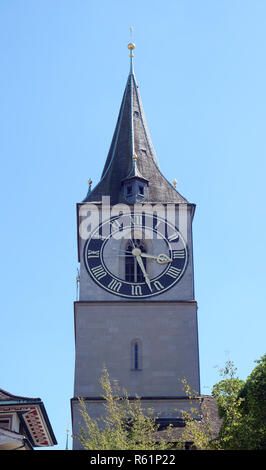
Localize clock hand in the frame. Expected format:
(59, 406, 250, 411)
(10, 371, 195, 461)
(131, 247, 152, 291)
(135, 255, 153, 292)
(112, 248, 133, 255)
(130, 237, 136, 249)
(140, 253, 172, 264)
(157, 253, 172, 264)
(112, 247, 171, 264)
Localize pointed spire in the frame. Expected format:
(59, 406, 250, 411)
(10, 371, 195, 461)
(83, 40, 187, 205)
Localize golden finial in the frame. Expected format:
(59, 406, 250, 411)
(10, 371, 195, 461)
(173, 179, 177, 188)
(128, 42, 135, 56)
(87, 178, 92, 196)
(128, 26, 135, 57)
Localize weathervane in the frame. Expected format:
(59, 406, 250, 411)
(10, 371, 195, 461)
(128, 26, 135, 73)
(130, 26, 134, 42)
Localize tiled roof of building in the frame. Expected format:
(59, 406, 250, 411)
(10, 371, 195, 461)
(0, 388, 57, 447)
(0, 388, 40, 402)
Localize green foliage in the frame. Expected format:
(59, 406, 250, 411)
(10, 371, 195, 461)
(240, 355, 266, 418)
(238, 355, 266, 449)
(76, 356, 266, 450)
(179, 379, 216, 450)
(212, 356, 266, 450)
(77, 367, 173, 450)
(212, 375, 245, 420)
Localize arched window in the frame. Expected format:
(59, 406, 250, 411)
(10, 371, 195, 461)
(131, 339, 142, 370)
(134, 342, 139, 370)
(125, 239, 146, 283)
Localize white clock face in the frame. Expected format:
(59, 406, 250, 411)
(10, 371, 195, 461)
(84, 212, 188, 298)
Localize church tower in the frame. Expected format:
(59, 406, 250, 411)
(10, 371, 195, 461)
(71, 42, 200, 449)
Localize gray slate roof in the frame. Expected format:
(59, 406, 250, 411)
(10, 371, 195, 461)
(0, 388, 40, 402)
(84, 63, 188, 205)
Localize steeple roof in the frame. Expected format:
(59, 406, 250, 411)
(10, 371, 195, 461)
(84, 44, 187, 205)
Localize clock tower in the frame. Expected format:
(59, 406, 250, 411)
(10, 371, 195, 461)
(71, 43, 200, 449)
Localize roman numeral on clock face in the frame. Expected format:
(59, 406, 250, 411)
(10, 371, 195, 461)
(130, 214, 142, 226)
(111, 218, 123, 231)
(172, 249, 185, 259)
(108, 278, 122, 292)
(91, 265, 107, 280)
(153, 280, 164, 291)
(166, 266, 181, 279)
(87, 250, 100, 258)
(167, 231, 179, 242)
(131, 285, 142, 296)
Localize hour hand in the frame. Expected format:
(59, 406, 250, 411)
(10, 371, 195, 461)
(140, 253, 172, 264)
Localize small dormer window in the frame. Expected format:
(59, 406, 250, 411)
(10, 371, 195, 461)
(123, 179, 148, 203)
(127, 185, 133, 195)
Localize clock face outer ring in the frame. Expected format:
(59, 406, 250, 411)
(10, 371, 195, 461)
(84, 213, 188, 299)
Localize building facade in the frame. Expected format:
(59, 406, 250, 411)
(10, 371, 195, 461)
(71, 43, 200, 449)
(0, 388, 57, 450)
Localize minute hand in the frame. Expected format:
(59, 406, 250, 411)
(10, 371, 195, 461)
(140, 253, 172, 264)
(136, 255, 152, 292)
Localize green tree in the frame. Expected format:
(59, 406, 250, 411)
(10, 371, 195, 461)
(76, 357, 266, 450)
(238, 355, 266, 449)
(77, 367, 174, 450)
(212, 360, 245, 449)
(212, 356, 266, 450)
(179, 379, 217, 450)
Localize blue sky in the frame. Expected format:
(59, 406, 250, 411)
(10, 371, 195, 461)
(0, 0, 265, 450)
